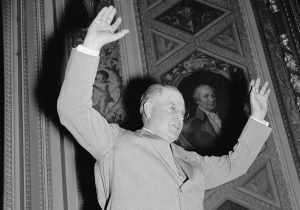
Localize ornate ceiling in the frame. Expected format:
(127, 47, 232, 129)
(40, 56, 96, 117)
(134, 0, 295, 209)
(136, 0, 254, 84)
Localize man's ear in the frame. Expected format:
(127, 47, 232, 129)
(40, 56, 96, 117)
(143, 101, 153, 119)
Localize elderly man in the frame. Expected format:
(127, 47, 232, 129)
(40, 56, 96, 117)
(179, 84, 223, 155)
(57, 6, 271, 210)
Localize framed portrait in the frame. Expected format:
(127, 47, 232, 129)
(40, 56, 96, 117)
(161, 50, 250, 156)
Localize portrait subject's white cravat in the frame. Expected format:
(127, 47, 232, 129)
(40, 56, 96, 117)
(198, 107, 222, 135)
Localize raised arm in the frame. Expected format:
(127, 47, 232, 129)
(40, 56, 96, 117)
(202, 78, 272, 189)
(57, 6, 129, 159)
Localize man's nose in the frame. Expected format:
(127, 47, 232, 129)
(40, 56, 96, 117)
(209, 96, 215, 101)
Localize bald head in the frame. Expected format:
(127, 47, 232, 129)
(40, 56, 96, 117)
(140, 84, 185, 142)
(140, 84, 181, 119)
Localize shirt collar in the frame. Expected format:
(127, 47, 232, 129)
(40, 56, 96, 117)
(142, 127, 154, 134)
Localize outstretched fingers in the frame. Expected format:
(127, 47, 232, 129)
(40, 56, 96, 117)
(112, 29, 130, 41)
(259, 81, 269, 95)
(94, 6, 108, 22)
(104, 6, 116, 24)
(250, 78, 271, 100)
(93, 6, 116, 24)
(93, 6, 124, 33)
(263, 88, 271, 98)
(249, 78, 271, 98)
(254, 78, 261, 93)
(111, 17, 122, 33)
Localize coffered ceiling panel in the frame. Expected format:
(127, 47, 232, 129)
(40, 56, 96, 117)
(238, 161, 281, 208)
(160, 49, 246, 86)
(145, 0, 163, 9)
(154, 0, 229, 35)
(208, 22, 244, 56)
(216, 200, 250, 210)
(136, 0, 255, 81)
(150, 29, 186, 64)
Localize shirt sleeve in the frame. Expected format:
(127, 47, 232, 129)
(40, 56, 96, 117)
(57, 48, 123, 159)
(250, 116, 269, 126)
(77, 44, 100, 56)
(201, 118, 271, 190)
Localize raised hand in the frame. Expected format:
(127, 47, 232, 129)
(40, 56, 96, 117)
(83, 6, 130, 51)
(249, 78, 271, 121)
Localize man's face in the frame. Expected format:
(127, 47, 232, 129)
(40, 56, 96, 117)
(148, 88, 185, 143)
(193, 85, 216, 112)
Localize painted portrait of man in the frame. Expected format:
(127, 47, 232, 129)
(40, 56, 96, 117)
(176, 70, 249, 156)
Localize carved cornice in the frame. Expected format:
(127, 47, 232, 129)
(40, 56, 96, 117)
(268, 0, 300, 112)
(281, 0, 300, 61)
(34, 0, 54, 208)
(268, 0, 300, 175)
(115, 0, 127, 84)
(279, 34, 300, 108)
(289, 0, 300, 33)
(3, 0, 56, 209)
(114, 0, 134, 86)
(3, 0, 14, 208)
(133, 0, 149, 77)
(269, 0, 280, 13)
(250, 0, 300, 184)
(20, 0, 33, 208)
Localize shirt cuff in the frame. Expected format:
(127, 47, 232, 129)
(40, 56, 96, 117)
(250, 116, 269, 127)
(76, 44, 100, 57)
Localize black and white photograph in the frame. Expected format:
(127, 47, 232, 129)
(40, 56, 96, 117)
(2, 0, 300, 209)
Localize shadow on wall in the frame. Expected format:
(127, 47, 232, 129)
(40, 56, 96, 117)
(34, 0, 100, 209)
(34, 0, 158, 209)
(121, 77, 157, 131)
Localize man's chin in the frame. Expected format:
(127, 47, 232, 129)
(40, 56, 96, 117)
(168, 133, 180, 143)
(166, 138, 177, 143)
(208, 105, 216, 110)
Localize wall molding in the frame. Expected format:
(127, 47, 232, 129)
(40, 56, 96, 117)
(246, 0, 300, 208)
(3, 0, 68, 209)
(3, 0, 14, 208)
(250, 0, 300, 180)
